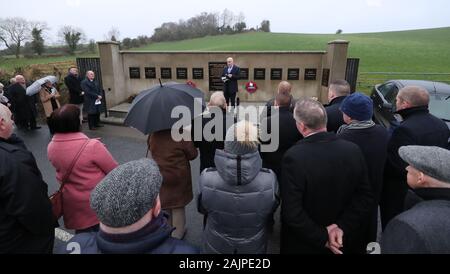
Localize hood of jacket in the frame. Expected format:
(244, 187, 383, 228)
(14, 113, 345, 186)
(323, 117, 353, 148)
(214, 149, 262, 186)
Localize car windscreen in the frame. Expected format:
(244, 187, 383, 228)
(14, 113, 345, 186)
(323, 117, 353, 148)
(429, 93, 450, 121)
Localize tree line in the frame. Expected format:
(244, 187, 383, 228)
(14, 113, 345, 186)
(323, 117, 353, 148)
(0, 10, 271, 58)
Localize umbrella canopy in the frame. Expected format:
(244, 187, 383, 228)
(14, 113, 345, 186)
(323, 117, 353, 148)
(26, 75, 58, 96)
(124, 82, 205, 135)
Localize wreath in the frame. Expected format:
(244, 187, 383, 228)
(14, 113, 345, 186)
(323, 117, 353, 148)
(245, 81, 258, 93)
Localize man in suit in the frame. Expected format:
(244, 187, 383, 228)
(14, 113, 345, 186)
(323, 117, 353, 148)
(81, 71, 103, 130)
(64, 67, 85, 122)
(221, 57, 240, 108)
(280, 98, 374, 254)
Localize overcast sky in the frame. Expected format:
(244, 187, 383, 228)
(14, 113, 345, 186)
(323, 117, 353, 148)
(3, 0, 450, 44)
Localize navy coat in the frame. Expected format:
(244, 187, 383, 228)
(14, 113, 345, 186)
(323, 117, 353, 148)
(81, 78, 101, 115)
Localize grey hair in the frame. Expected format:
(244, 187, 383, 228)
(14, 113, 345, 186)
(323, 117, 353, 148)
(294, 97, 328, 130)
(0, 104, 11, 122)
(329, 79, 351, 97)
(397, 86, 429, 107)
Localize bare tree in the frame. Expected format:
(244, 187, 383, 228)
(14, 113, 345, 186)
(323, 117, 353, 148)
(58, 25, 85, 55)
(220, 9, 234, 30)
(0, 17, 32, 58)
(105, 27, 120, 42)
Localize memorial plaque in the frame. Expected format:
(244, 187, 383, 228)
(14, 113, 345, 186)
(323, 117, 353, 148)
(161, 67, 172, 79)
(271, 68, 282, 80)
(322, 68, 330, 87)
(129, 67, 141, 79)
(145, 67, 156, 79)
(192, 68, 204, 79)
(239, 68, 249, 80)
(176, 68, 188, 79)
(304, 68, 317, 81)
(254, 68, 266, 80)
(208, 62, 227, 91)
(287, 69, 300, 80)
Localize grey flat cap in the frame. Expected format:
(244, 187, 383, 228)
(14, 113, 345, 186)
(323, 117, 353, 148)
(399, 145, 450, 183)
(90, 158, 163, 228)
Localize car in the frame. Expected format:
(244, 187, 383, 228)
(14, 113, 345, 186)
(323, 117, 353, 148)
(370, 80, 450, 133)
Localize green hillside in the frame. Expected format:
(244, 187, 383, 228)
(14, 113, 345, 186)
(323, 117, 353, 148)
(134, 27, 450, 73)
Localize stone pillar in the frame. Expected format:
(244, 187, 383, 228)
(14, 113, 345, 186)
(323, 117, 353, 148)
(98, 41, 126, 109)
(320, 40, 349, 103)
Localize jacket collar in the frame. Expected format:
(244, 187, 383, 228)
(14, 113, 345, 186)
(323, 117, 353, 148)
(413, 188, 450, 202)
(0, 134, 27, 151)
(96, 213, 174, 254)
(298, 131, 337, 145)
(328, 96, 347, 106)
(51, 132, 89, 142)
(396, 106, 429, 120)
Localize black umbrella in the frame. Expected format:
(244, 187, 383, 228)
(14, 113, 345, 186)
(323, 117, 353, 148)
(124, 81, 205, 135)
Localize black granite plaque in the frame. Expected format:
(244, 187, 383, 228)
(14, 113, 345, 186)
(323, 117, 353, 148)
(161, 68, 172, 79)
(145, 67, 156, 79)
(305, 68, 317, 81)
(239, 68, 249, 80)
(254, 68, 266, 80)
(176, 68, 188, 79)
(287, 69, 300, 80)
(322, 68, 330, 87)
(129, 67, 141, 79)
(192, 68, 204, 79)
(271, 68, 282, 80)
(208, 62, 227, 91)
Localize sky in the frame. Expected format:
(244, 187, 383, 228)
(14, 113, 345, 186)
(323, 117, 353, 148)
(2, 0, 450, 44)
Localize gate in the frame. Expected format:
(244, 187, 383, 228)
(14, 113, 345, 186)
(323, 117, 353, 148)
(76, 57, 107, 117)
(345, 58, 360, 93)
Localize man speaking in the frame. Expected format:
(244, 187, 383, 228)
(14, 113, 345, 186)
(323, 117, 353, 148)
(222, 57, 240, 107)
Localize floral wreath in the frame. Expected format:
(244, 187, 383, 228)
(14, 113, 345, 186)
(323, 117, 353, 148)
(186, 80, 196, 88)
(245, 81, 258, 93)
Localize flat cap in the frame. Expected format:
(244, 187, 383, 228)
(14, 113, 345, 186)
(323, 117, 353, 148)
(399, 145, 450, 183)
(90, 158, 163, 228)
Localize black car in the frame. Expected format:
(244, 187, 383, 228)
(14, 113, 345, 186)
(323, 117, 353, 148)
(371, 80, 450, 132)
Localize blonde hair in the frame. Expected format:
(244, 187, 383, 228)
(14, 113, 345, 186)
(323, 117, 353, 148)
(226, 120, 259, 149)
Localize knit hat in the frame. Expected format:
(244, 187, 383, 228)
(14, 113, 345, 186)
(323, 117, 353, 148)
(340, 92, 373, 121)
(90, 158, 163, 228)
(399, 145, 450, 183)
(224, 121, 259, 155)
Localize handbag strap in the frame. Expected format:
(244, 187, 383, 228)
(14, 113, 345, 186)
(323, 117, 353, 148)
(60, 139, 90, 187)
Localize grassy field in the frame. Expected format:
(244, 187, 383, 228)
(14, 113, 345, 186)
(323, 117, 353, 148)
(0, 54, 97, 73)
(134, 27, 450, 74)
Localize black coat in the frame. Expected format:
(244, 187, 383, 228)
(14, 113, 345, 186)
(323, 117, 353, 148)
(337, 124, 389, 245)
(382, 188, 450, 254)
(64, 74, 84, 105)
(222, 66, 240, 95)
(0, 135, 55, 253)
(192, 108, 236, 172)
(325, 96, 347, 133)
(280, 132, 374, 254)
(81, 78, 101, 114)
(381, 106, 450, 228)
(7, 83, 34, 123)
(260, 106, 303, 180)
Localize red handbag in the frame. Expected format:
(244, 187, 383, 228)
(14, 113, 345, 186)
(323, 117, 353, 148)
(49, 140, 90, 220)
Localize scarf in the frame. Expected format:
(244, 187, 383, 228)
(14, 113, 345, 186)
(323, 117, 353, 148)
(337, 120, 376, 134)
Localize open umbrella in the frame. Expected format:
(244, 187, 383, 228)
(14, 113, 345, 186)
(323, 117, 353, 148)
(124, 81, 205, 135)
(26, 75, 58, 96)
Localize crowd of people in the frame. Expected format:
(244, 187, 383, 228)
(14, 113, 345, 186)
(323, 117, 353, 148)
(0, 64, 450, 254)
